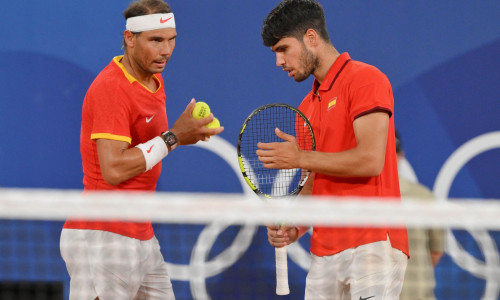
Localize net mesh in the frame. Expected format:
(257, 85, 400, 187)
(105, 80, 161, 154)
(1, 188, 499, 300)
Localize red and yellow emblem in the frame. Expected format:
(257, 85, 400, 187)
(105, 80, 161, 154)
(328, 97, 337, 110)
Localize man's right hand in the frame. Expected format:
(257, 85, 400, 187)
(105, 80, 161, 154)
(266, 224, 300, 248)
(169, 98, 224, 146)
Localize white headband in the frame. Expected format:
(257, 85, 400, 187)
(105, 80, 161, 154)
(126, 13, 176, 32)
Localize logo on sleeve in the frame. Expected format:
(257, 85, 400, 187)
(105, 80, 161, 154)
(146, 115, 155, 123)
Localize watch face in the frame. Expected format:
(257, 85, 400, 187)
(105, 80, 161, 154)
(165, 132, 177, 145)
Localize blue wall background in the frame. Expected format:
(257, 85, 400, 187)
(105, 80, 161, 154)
(0, 1, 499, 299)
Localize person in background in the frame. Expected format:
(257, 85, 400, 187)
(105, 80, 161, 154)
(396, 130, 444, 300)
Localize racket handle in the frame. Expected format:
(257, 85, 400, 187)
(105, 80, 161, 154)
(275, 246, 290, 295)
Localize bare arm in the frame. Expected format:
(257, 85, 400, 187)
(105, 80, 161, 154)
(430, 251, 443, 267)
(257, 111, 389, 177)
(428, 227, 445, 267)
(97, 99, 224, 186)
(96, 139, 146, 186)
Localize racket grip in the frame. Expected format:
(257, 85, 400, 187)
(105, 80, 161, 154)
(275, 246, 290, 295)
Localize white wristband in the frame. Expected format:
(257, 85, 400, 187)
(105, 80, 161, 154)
(135, 136, 169, 171)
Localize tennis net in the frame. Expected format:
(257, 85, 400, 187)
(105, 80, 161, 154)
(0, 188, 499, 300)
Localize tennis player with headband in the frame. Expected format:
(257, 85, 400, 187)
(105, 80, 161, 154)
(60, 1, 223, 299)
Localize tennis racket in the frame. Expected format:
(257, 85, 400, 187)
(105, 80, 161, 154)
(237, 103, 316, 295)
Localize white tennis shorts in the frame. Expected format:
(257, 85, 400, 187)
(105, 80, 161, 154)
(305, 237, 408, 300)
(60, 229, 175, 300)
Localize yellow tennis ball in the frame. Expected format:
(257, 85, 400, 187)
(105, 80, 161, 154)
(192, 101, 211, 119)
(206, 117, 220, 129)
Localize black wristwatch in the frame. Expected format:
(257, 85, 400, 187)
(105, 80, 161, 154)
(161, 131, 178, 150)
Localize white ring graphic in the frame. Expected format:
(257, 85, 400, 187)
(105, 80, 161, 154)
(433, 131, 500, 299)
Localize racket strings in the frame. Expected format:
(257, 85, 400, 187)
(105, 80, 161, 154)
(239, 106, 314, 197)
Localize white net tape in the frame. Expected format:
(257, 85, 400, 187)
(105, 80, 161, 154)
(1, 188, 499, 229)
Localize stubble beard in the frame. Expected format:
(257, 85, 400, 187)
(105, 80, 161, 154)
(293, 45, 319, 82)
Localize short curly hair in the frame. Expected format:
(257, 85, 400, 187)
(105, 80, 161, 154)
(123, 0, 171, 20)
(261, 0, 330, 47)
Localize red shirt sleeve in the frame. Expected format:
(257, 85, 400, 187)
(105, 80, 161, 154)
(87, 75, 132, 143)
(348, 66, 394, 122)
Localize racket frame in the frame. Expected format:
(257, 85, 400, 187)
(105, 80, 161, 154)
(237, 103, 316, 295)
(237, 103, 316, 199)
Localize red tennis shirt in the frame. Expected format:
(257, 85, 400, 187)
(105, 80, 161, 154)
(63, 56, 169, 240)
(299, 52, 409, 257)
